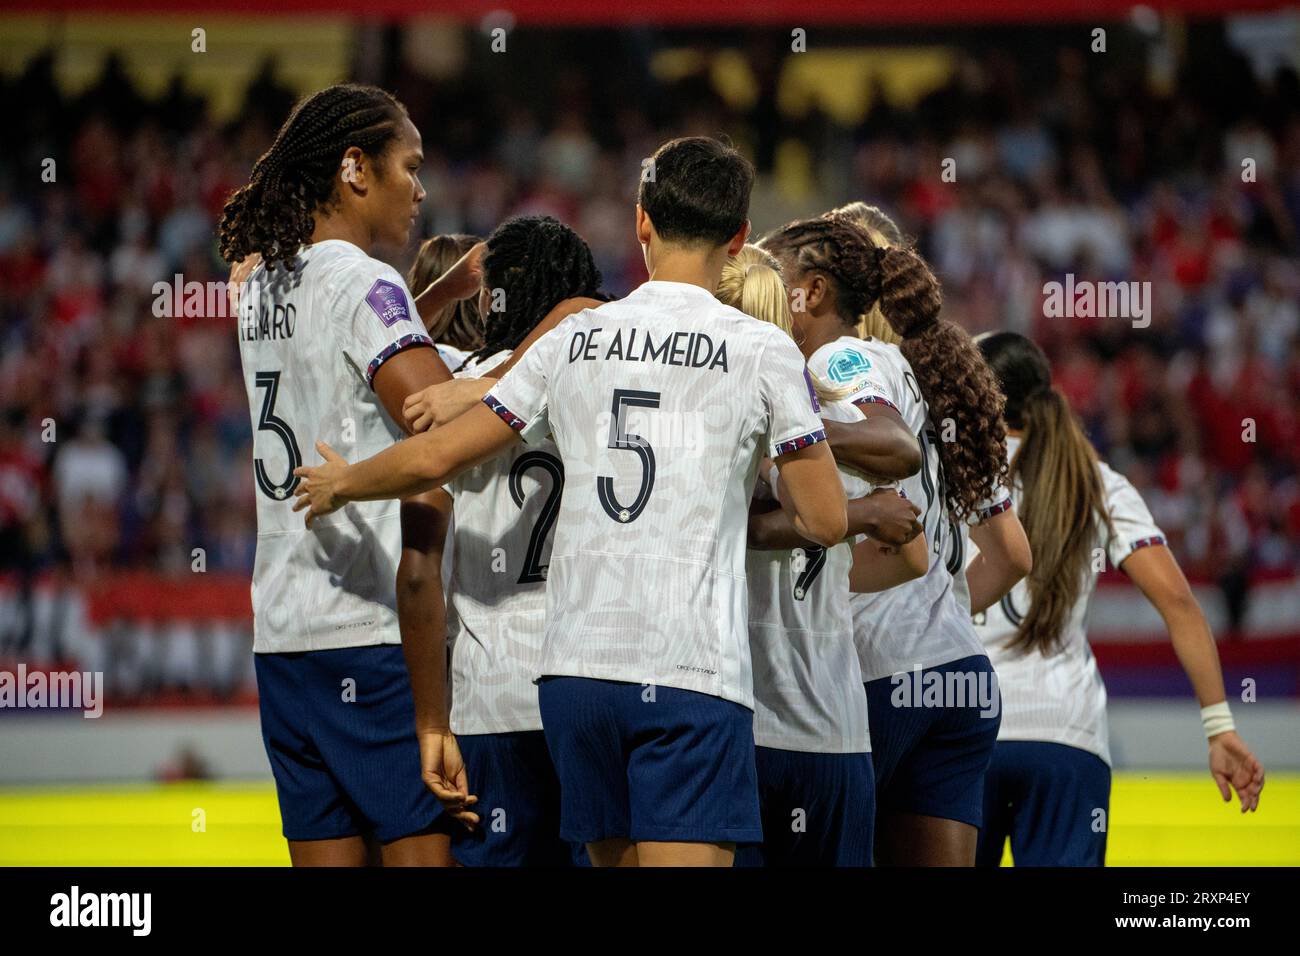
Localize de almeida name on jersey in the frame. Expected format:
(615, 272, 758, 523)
(567, 326, 730, 372)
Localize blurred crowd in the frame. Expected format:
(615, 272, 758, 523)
(0, 26, 1297, 630)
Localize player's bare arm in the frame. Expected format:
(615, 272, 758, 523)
(770, 442, 848, 547)
(402, 296, 603, 433)
(372, 341, 453, 424)
(848, 533, 928, 593)
(965, 507, 1033, 613)
(1122, 543, 1266, 812)
(822, 406, 922, 481)
(398, 489, 480, 829)
(293, 402, 521, 522)
(748, 487, 920, 550)
(411, 240, 486, 326)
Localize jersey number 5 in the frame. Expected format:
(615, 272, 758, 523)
(598, 388, 659, 523)
(253, 371, 302, 501)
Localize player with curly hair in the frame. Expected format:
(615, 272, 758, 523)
(762, 212, 1030, 866)
(219, 84, 463, 866)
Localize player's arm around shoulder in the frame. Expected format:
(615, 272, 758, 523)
(490, 295, 605, 377)
(822, 406, 921, 481)
(401, 296, 601, 433)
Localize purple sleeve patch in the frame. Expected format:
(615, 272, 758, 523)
(802, 367, 822, 414)
(365, 279, 412, 327)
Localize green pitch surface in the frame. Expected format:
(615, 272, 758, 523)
(0, 773, 1295, 866)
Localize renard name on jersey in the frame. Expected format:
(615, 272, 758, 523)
(567, 325, 729, 372)
(240, 302, 297, 342)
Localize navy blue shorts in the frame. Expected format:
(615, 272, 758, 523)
(976, 740, 1111, 867)
(537, 676, 762, 846)
(452, 730, 589, 867)
(254, 644, 445, 844)
(735, 747, 875, 867)
(864, 654, 1001, 828)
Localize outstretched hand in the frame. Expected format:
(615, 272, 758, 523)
(292, 441, 350, 526)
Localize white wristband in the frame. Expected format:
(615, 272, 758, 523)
(1201, 701, 1235, 739)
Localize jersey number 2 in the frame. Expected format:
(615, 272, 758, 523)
(253, 371, 302, 501)
(598, 388, 659, 523)
(508, 451, 565, 584)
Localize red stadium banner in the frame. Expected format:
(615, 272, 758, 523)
(0, 0, 1290, 24)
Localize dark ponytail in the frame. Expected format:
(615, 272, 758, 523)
(219, 84, 408, 271)
(979, 331, 1113, 654)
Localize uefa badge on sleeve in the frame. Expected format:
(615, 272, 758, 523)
(365, 279, 412, 327)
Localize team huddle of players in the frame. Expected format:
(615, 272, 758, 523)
(220, 83, 1264, 869)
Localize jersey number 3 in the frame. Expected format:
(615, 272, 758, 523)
(253, 371, 302, 501)
(598, 388, 659, 523)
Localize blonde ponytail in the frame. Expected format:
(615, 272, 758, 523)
(717, 245, 850, 404)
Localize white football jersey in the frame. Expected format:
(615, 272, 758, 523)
(484, 280, 827, 708)
(807, 336, 997, 681)
(747, 399, 873, 754)
(446, 350, 560, 735)
(969, 436, 1166, 764)
(237, 240, 433, 653)
(435, 342, 472, 373)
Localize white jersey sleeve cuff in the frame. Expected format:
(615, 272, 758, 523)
(772, 428, 827, 459)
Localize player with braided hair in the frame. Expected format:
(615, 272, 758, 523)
(221, 84, 416, 272)
(415, 215, 604, 866)
(294, 136, 849, 867)
(828, 202, 906, 344)
(462, 216, 606, 369)
(221, 84, 466, 866)
(762, 213, 1030, 866)
(400, 219, 606, 432)
(827, 202, 1031, 613)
